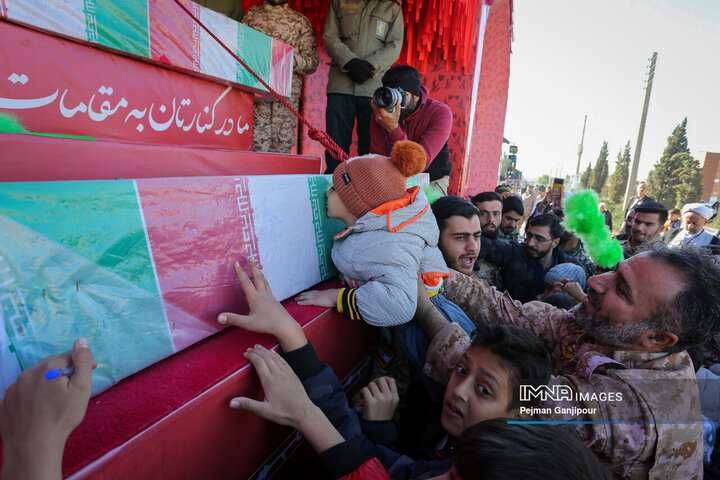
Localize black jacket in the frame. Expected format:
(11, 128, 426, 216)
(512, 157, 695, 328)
(285, 343, 452, 479)
(476, 237, 583, 303)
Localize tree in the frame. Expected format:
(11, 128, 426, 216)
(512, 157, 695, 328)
(647, 118, 693, 208)
(589, 141, 609, 194)
(580, 162, 593, 189)
(536, 174, 551, 186)
(674, 153, 703, 206)
(608, 141, 631, 204)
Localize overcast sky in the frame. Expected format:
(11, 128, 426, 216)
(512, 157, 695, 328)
(503, 0, 720, 182)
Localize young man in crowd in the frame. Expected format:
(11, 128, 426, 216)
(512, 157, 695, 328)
(498, 195, 524, 242)
(369, 65, 453, 194)
(618, 201, 668, 257)
(431, 196, 482, 277)
(469, 192, 504, 288)
(416, 248, 720, 479)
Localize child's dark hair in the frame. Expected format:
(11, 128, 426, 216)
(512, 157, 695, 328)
(453, 419, 612, 480)
(431, 196, 480, 232)
(470, 325, 552, 410)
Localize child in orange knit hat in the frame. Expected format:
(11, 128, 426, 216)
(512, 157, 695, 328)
(297, 141, 474, 370)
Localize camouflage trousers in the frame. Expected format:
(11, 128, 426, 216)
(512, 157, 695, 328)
(252, 95, 300, 154)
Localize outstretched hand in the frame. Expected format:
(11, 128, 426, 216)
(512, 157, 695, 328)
(230, 345, 313, 428)
(218, 259, 307, 352)
(0, 338, 96, 480)
(229, 345, 344, 454)
(295, 288, 341, 308)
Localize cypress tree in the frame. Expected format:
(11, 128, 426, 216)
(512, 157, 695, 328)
(580, 162, 593, 189)
(647, 118, 692, 208)
(589, 141, 610, 194)
(674, 153, 703, 207)
(609, 141, 631, 204)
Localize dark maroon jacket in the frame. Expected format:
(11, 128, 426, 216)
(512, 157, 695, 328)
(370, 85, 453, 181)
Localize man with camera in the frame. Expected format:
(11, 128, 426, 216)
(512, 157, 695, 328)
(370, 65, 453, 194)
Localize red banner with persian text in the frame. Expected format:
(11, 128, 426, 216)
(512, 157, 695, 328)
(0, 21, 253, 149)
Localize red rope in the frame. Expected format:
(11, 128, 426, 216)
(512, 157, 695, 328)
(172, 0, 348, 163)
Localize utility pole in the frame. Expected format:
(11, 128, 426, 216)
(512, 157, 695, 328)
(575, 114, 587, 175)
(622, 52, 657, 213)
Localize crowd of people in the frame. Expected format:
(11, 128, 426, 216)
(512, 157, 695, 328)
(5, 145, 720, 479)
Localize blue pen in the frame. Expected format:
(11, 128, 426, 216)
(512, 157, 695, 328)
(45, 366, 75, 380)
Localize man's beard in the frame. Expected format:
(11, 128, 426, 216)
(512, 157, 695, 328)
(482, 226, 499, 239)
(525, 243, 551, 259)
(571, 290, 660, 346)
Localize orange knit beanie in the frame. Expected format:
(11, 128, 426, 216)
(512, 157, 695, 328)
(333, 140, 427, 218)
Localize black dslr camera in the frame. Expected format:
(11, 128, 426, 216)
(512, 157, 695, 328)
(373, 86, 410, 114)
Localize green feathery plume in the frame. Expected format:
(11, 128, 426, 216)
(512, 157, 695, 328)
(563, 190, 623, 268)
(422, 185, 442, 205)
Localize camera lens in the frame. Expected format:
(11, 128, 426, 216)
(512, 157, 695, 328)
(373, 86, 396, 108)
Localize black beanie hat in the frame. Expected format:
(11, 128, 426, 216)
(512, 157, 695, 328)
(382, 65, 422, 97)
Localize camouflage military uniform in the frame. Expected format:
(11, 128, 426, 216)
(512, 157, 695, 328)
(619, 235, 667, 258)
(423, 271, 702, 479)
(242, 3, 319, 153)
(497, 227, 519, 243)
(562, 239, 597, 277)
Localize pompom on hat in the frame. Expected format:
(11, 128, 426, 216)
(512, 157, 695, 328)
(333, 140, 427, 218)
